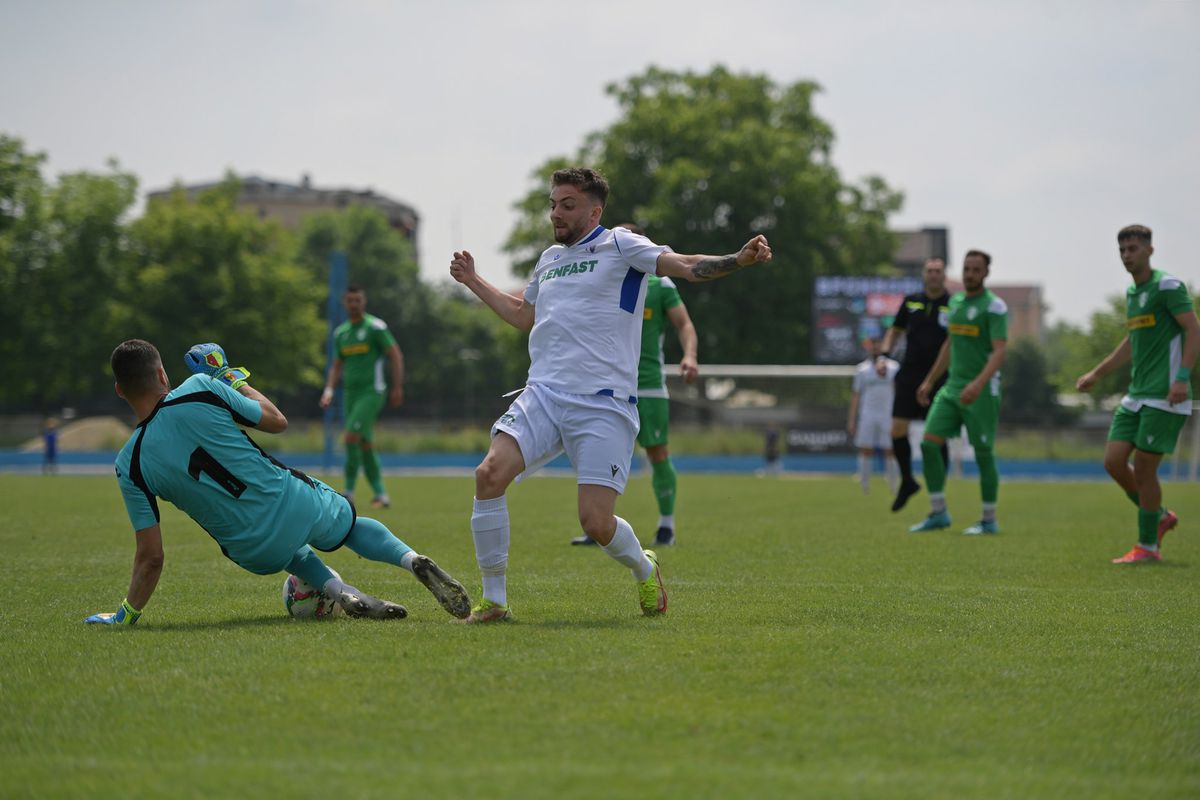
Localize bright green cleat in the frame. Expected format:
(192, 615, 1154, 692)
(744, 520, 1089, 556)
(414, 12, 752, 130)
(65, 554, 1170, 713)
(908, 511, 951, 533)
(461, 598, 512, 624)
(638, 549, 668, 616)
(962, 520, 1000, 535)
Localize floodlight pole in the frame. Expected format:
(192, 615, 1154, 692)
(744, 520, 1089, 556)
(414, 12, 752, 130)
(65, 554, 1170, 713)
(323, 251, 348, 475)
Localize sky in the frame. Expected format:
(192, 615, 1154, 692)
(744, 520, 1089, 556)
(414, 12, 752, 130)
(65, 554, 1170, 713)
(3, 0, 1198, 326)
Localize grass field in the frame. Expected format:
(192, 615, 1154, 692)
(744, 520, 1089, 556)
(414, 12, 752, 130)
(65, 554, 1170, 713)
(3, 473, 1199, 799)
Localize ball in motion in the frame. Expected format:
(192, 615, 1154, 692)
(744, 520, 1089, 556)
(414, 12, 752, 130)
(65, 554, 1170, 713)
(282, 568, 344, 619)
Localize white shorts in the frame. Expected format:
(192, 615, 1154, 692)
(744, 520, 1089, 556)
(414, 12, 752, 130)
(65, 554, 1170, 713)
(492, 383, 639, 492)
(854, 414, 892, 450)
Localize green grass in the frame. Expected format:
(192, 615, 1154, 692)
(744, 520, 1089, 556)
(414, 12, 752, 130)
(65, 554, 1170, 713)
(3, 474, 1198, 798)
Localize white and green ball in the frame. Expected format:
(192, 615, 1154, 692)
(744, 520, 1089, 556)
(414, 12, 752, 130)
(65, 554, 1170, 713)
(282, 568, 344, 619)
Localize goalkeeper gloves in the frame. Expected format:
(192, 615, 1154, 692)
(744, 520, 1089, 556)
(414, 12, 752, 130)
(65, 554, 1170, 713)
(84, 599, 142, 626)
(184, 343, 251, 390)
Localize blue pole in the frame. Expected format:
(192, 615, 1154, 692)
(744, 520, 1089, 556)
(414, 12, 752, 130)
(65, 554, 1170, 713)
(323, 251, 349, 475)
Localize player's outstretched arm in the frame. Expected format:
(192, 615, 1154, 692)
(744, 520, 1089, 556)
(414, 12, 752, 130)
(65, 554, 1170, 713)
(1076, 337, 1131, 392)
(85, 524, 164, 626)
(450, 250, 535, 331)
(656, 235, 773, 283)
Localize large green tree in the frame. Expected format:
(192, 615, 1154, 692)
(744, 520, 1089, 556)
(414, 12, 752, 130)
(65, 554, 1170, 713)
(296, 206, 524, 419)
(117, 179, 325, 393)
(503, 66, 903, 364)
(0, 135, 137, 408)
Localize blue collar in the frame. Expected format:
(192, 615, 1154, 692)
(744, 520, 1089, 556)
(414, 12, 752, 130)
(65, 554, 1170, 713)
(570, 225, 606, 248)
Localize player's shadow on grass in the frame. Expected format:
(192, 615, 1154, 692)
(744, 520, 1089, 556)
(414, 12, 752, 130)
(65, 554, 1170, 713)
(143, 614, 310, 632)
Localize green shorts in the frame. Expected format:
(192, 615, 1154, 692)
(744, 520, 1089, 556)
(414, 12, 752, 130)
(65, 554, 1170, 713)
(636, 397, 670, 449)
(925, 385, 1000, 449)
(1108, 405, 1187, 455)
(344, 391, 386, 442)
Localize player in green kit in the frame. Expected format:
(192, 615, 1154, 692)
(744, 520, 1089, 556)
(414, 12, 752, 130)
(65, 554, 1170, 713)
(1076, 225, 1200, 564)
(569, 224, 699, 547)
(909, 250, 1008, 535)
(320, 285, 404, 508)
(85, 339, 470, 626)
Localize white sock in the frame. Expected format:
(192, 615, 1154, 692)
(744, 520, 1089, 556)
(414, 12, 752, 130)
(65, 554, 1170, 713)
(658, 514, 675, 530)
(930, 492, 947, 514)
(857, 453, 870, 493)
(981, 503, 997, 523)
(400, 550, 417, 573)
(886, 459, 898, 494)
(602, 516, 653, 581)
(472, 495, 510, 606)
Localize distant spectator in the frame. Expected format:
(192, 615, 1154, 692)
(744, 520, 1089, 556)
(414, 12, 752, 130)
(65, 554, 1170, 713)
(42, 418, 59, 475)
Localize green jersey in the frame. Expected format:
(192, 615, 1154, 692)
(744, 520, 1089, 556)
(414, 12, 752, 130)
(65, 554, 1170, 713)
(333, 314, 397, 394)
(637, 275, 683, 397)
(1124, 269, 1193, 414)
(945, 289, 1008, 392)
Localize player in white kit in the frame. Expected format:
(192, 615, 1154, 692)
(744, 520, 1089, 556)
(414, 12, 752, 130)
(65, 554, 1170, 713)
(848, 337, 900, 494)
(449, 167, 772, 622)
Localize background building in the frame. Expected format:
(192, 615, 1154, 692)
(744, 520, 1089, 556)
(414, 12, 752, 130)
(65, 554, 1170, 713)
(147, 173, 420, 257)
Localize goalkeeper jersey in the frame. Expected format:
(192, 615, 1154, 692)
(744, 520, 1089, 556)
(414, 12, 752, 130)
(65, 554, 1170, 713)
(333, 314, 397, 394)
(637, 275, 683, 398)
(114, 375, 354, 574)
(946, 289, 1008, 393)
(1124, 269, 1194, 415)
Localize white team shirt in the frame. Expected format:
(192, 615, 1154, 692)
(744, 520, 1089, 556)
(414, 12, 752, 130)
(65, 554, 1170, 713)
(523, 225, 670, 400)
(853, 357, 899, 420)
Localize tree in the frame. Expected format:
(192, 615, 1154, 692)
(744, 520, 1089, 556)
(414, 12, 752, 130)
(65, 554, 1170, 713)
(1002, 337, 1077, 424)
(1045, 298, 1131, 405)
(503, 65, 903, 364)
(118, 178, 325, 394)
(0, 135, 137, 409)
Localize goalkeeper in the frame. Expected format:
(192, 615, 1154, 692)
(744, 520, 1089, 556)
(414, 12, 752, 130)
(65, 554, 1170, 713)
(84, 339, 469, 627)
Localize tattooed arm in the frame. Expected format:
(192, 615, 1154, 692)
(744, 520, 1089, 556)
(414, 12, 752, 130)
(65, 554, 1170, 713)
(656, 234, 773, 282)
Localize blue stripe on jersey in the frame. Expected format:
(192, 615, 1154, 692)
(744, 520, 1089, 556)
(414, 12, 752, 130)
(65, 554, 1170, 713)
(619, 267, 644, 313)
(579, 226, 606, 247)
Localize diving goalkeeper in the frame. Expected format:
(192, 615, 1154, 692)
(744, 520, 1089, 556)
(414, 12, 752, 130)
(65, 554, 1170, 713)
(84, 339, 470, 626)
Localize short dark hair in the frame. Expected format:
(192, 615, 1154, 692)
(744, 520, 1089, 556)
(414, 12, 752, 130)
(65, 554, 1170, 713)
(345, 284, 364, 295)
(551, 167, 609, 207)
(111, 339, 163, 395)
(617, 222, 644, 236)
(1118, 225, 1152, 243)
(964, 249, 992, 267)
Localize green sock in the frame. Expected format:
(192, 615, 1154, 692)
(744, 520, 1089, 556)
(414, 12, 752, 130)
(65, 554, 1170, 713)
(1125, 490, 1140, 507)
(1137, 508, 1160, 547)
(651, 458, 677, 516)
(362, 444, 385, 496)
(344, 442, 361, 493)
(976, 448, 999, 504)
(920, 440, 946, 494)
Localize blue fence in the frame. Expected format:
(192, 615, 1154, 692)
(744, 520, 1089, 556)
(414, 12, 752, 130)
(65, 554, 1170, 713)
(0, 449, 1130, 480)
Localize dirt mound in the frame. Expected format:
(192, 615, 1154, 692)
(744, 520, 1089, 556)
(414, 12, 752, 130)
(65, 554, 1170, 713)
(21, 416, 134, 452)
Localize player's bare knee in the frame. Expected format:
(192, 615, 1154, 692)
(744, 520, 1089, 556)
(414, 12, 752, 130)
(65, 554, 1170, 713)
(474, 459, 511, 498)
(578, 510, 614, 541)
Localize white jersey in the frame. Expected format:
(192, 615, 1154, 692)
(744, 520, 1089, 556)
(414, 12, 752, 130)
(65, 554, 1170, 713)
(523, 225, 670, 400)
(853, 357, 899, 421)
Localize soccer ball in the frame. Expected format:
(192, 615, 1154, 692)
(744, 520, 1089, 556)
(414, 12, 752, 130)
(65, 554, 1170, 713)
(282, 568, 344, 619)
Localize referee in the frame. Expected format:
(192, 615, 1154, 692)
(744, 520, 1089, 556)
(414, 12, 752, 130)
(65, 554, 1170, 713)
(878, 257, 951, 512)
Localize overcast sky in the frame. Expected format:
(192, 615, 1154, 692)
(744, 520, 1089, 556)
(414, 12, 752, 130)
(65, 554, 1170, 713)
(3, 0, 1197, 325)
